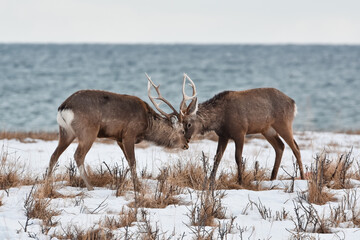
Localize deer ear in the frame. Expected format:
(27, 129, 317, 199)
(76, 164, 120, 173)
(186, 97, 198, 115)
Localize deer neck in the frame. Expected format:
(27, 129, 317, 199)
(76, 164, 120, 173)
(144, 116, 174, 148)
(197, 103, 223, 134)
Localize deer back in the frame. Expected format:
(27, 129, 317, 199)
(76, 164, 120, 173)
(183, 88, 297, 139)
(58, 90, 152, 139)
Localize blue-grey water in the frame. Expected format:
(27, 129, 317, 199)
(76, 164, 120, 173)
(0, 44, 359, 132)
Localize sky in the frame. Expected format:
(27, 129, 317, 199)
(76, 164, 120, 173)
(0, 0, 359, 44)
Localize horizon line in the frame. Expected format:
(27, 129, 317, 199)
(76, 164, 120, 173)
(0, 41, 360, 46)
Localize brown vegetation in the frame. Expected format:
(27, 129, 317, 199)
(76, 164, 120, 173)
(64, 160, 132, 196)
(217, 160, 268, 191)
(53, 225, 113, 240)
(23, 185, 60, 234)
(1, 145, 35, 191)
(100, 207, 137, 230)
(307, 153, 335, 205)
(0, 131, 58, 142)
(129, 168, 182, 208)
(307, 150, 357, 205)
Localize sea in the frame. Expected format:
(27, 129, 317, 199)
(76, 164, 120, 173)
(0, 44, 359, 132)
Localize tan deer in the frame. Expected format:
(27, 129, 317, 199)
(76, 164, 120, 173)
(47, 74, 188, 191)
(179, 74, 305, 186)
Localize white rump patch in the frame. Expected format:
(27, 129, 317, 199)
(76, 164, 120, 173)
(294, 104, 298, 117)
(57, 109, 75, 134)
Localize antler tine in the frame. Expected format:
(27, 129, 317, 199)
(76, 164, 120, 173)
(146, 73, 179, 118)
(184, 73, 197, 99)
(180, 73, 197, 114)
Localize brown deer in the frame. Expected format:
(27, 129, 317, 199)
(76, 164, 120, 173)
(179, 74, 305, 186)
(47, 74, 188, 191)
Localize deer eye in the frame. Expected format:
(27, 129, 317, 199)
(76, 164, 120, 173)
(187, 123, 192, 128)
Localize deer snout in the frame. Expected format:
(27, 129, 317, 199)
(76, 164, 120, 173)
(183, 143, 189, 150)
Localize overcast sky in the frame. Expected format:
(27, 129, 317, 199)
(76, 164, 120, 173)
(0, 0, 359, 44)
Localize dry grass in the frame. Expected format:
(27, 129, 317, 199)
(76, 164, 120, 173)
(307, 150, 356, 205)
(216, 160, 268, 191)
(27, 198, 60, 225)
(191, 131, 264, 143)
(307, 153, 335, 205)
(64, 161, 131, 196)
(0, 131, 58, 142)
(35, 179, 83, 199)
(100, 207, 137, 230)
(0, 145, 20, 190)
(165, 154, 268, 191)
(1, 145, 35, 191)
(129, 168, 182, 208)
(23, 185, 60, 233)
(167, 160, 206, 190)
(187, 190, 227, 227)
(325, 151, 354, 189)
(328, 189, 360, 228)
(343, 130, 360, 135)
(53, 225, 113, 240)
(35, 180, 64, 199)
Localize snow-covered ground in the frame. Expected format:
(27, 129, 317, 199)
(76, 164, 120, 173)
(1, 131, 360, 239)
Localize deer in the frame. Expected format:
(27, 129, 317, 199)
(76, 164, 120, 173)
(179, 74, 305, 187)
(47, 74, 188, 191)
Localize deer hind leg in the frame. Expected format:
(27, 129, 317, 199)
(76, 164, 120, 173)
(74, 134, 97, 191)
(47, 126, 75, 178)
(262, 128, 285, 180)
(209, 136, 229, 189)
(273, 124, 305, 180)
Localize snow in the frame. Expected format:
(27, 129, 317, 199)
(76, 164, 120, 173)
(1, 131, 360, 239)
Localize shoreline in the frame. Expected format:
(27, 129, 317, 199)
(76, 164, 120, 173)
(1, 129, 360, 142)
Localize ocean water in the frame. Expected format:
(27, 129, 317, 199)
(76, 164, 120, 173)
(0, 44, 359, 132)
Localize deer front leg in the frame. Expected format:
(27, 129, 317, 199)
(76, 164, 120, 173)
(118, 139, 141, 192)
(234, 135, 245, 185)
(209, 136, 229, 189)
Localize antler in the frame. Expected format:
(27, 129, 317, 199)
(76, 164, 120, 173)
(146, 73, 179, 118)
(180, 73, 197, 114)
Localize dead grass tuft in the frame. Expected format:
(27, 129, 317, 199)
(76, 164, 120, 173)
(216, 160, 268, 191)
(129, 168, 182, 208)
(1, 145, 35, 191)
(23, 185, 60, 233)
(187, 190, 227, 227)
(325, 150, 355, 189)
(54, 225, 113, 240)
(35, 180, 64, 199)
(167, 160, 206, 190)
(292, 193, 332, 234)
(307, 153, 335, 205)
(65, 160, 131, 196)
(0, 145, 20, 190)
(27, 198, 60, 225)
(328, 189, 360, 228)
(181, 153, 228, 228)
(100, 207, 137, 230)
